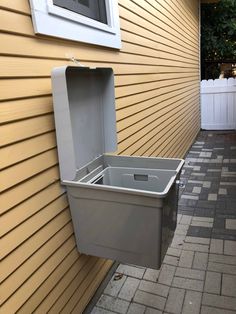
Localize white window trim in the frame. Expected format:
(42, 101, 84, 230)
(29, 0, 121, 49)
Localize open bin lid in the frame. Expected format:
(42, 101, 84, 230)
(51, 66, 117, 181)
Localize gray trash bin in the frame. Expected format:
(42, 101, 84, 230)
(51, 66, 184, 269)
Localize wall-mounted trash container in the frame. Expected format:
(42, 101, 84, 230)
(51, 66, 184, 269)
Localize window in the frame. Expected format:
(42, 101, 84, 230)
(53, 0, 107, 24)
(29, 0, 121, 49)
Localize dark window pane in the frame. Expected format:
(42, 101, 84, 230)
(78, 0, 89, 7)
(53, 0, 107, 24)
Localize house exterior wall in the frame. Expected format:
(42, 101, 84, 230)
(0, 0, 200, 312)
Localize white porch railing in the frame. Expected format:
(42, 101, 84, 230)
(201, 78, 236, 130)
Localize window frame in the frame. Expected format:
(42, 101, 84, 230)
(29, 0, 121, 49)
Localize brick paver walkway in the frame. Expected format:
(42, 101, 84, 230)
(90, 131, 236, 314)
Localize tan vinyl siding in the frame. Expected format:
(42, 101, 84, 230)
(0, 0, 200, 312)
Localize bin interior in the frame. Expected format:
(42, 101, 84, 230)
(73, 154, 184, 196)
(85, 167, 177, 194)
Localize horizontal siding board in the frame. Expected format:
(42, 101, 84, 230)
(0, 132, 56, 169)
(115, 77, 199, 99)
(117, 91, 199, 154)
(0, 74, 197, 107)
(181, 0, 199, 21)
(1, 209, 71, 282)
(134, 107, 200, 158)
(132, 105, 199, 159)
(116, 78, 199, 116)
(177, 128, 199, 158)
(0, 31, 95, 59)
(117, 91, 193, 121)
(0, 1, 199, 38)
(116, 81, 199, 110)
(0, 57, 198, 78)
(1, 33, 199, 66)
(152, 0, 198, 37)
(161, 0, 198, 31)
(44, 257, 100, 314)
(0, 4, 199, 44)
(171, 0, 189, 20)
(71, 260, 113, 313)
(1, 236, 76, 313)
(119, 94, 199, 155)
(131, 0, 198, 46)
(1, 166, 60, 214)
(165, 115, 200, 158)
(116, 80, 160, 99)
(120, 17, 198, 59)
(0, 75, 196, 120)
(120, 0, 198, 51)
(158, 51, 199, 67)
(0, 0, 30, 14)
(1, 114, 55, 146)
(0, 10, 199, 63)
(17, 251, 87, 314)
(118, 104, 195, 151)
(0, 148, 58, 192)
(1, 43, 172, 68)
(148, 98, 200, 155)
(115, 72, 198, 86)
(160, 115, 200, 158)
(117, 85, 199, 135)
(150, 104, 200, 157)
(1, 223, 74, 304)
(131, 99, 199, 158)
(173, 0, 199, 27)
(1, 181, 64, 236)
(119, 2, 198, 55)
(159, 116, 200, 158)
(0, 74, 197, 110)
(1, 0, 200, 312)
(29, 254, 90, 314)
(0, 96, 52, 123)
(57, 259, 107, 314)
(0, 9, 33, 36)
(152, 0, 199, 34)
(0, 57, 71, 78)
(1, 195, 68, 259)
(116, 83, 198, 122)
(0, 78, 51, 101)
(122, 40, 199, 63)
(158, 117, 199, 159)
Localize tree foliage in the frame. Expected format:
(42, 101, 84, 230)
(201, 0, 236, 79)
(201, 0, 236, 62)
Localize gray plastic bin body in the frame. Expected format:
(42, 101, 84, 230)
(51, 66, 184, 269)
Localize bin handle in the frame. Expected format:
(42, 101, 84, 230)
(134, 174, 148, 181)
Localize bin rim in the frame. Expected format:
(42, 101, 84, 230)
(63, 173, 177, 199)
